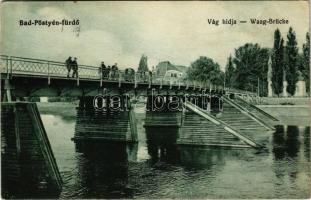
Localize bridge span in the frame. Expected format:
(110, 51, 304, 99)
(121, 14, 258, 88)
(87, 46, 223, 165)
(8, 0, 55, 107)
(0, 55, 277, 147)
(0, 55, 258, 100)
(1, 55, 279, 197)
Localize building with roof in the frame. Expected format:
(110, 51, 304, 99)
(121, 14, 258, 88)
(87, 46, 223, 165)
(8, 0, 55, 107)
(155, 61, 187, 84)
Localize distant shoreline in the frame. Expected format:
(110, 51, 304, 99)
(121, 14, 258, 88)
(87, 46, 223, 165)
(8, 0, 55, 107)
(37, 102, 77, 118)
(257, 105, 310, 126)
(256, 97, 309, 105)
(257, 105, 309, 108)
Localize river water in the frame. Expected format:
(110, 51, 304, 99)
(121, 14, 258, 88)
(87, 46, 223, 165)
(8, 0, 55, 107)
(40, 104, 310, 199)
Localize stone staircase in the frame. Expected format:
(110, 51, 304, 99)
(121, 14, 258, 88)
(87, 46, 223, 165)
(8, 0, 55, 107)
(177, 110, 252, 148)
(217, 102, 270, 142)
(233, 96, 279, 127)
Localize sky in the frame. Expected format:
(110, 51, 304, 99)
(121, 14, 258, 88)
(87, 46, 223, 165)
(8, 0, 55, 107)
(1, 1, 309, 70)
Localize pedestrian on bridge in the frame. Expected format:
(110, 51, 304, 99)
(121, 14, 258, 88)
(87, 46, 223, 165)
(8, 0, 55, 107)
(107, 65, 111, 79)
(111, 63, 118, 79)
(149, 70, 153, 84)
(65, 57, 72, 78)
(99, 61, 108, 79)
(72, 57, 79, 78)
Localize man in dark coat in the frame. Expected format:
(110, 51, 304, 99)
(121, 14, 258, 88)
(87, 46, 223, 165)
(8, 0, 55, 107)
(98, 61, 107, 79)
(71, 57, 78, 78)
(107, 66, 111, 79)
(65, 56, 72, 78)
(111, 63, 118, 79)
(149, 70, 153, 84)
(101, 62, 107, 79)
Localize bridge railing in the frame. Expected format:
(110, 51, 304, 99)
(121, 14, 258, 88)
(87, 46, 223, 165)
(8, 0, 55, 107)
(1, 55, 100, 79)
(0, 55, 258, 96)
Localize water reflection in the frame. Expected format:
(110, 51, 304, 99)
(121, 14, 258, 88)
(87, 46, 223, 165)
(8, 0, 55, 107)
(38, 110, 311, 199)
(180, 147, 226, 169)
(304, 127, 310, 161)
(273, 125, 301, 160)
(73, 141, 137, 198)
(272, 125, 310, 194)
(145, 127, 180, 165)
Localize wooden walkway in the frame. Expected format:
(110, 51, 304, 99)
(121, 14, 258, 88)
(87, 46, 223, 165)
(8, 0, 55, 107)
(1, 55, 258, 98)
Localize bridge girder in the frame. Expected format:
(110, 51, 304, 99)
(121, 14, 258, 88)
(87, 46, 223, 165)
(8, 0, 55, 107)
(1, 74, 256, 100)
(1, 75, 207, 98)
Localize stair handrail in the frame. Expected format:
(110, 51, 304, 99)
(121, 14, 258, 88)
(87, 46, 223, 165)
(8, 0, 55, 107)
(236, 96, 279, 121)
(184, 100, 261, 148)
(222, 96, 275, 130)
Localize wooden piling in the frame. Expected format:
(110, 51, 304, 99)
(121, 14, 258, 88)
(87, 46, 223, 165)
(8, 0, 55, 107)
(1, 102, 62, 198)
(73, 108, 138, 143)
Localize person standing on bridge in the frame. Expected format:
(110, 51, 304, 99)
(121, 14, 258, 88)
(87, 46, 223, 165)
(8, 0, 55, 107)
(65, 56, 72, 78)
(72, 57, 79, 78)
(99, 61, 107, 79)
(149, 70, 153, 84)
(107, 65, 111, 79)
(111, 63, 118, 79)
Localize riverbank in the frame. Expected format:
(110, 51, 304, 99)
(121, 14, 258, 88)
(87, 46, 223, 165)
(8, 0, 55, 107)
(257, 105, 310, 126)
(37, 102, 78, 118)
(257, 97, 310, 105)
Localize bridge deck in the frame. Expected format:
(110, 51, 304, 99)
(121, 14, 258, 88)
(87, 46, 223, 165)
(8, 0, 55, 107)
(1, 55, 258, 97)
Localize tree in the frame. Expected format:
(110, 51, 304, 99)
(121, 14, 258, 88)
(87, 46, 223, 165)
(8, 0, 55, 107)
(225, 55, 235, 88)
(187, 56, 223, 85)
(302, 32, 310, 95)
(271, 29, 285, 97)
(138, 54, 148, 72)
(211, 70, 225, 86)
(285, 27, 299, 96)
(231, 43, 269, 95)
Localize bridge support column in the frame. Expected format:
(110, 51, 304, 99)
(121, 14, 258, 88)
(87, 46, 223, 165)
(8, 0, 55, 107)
(145, 94, 183, 128)
(210, 95, 223, 113)
(146, 94, 183, 113)
(73, 95, 138, 143)
(4, 79, 14, 102)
